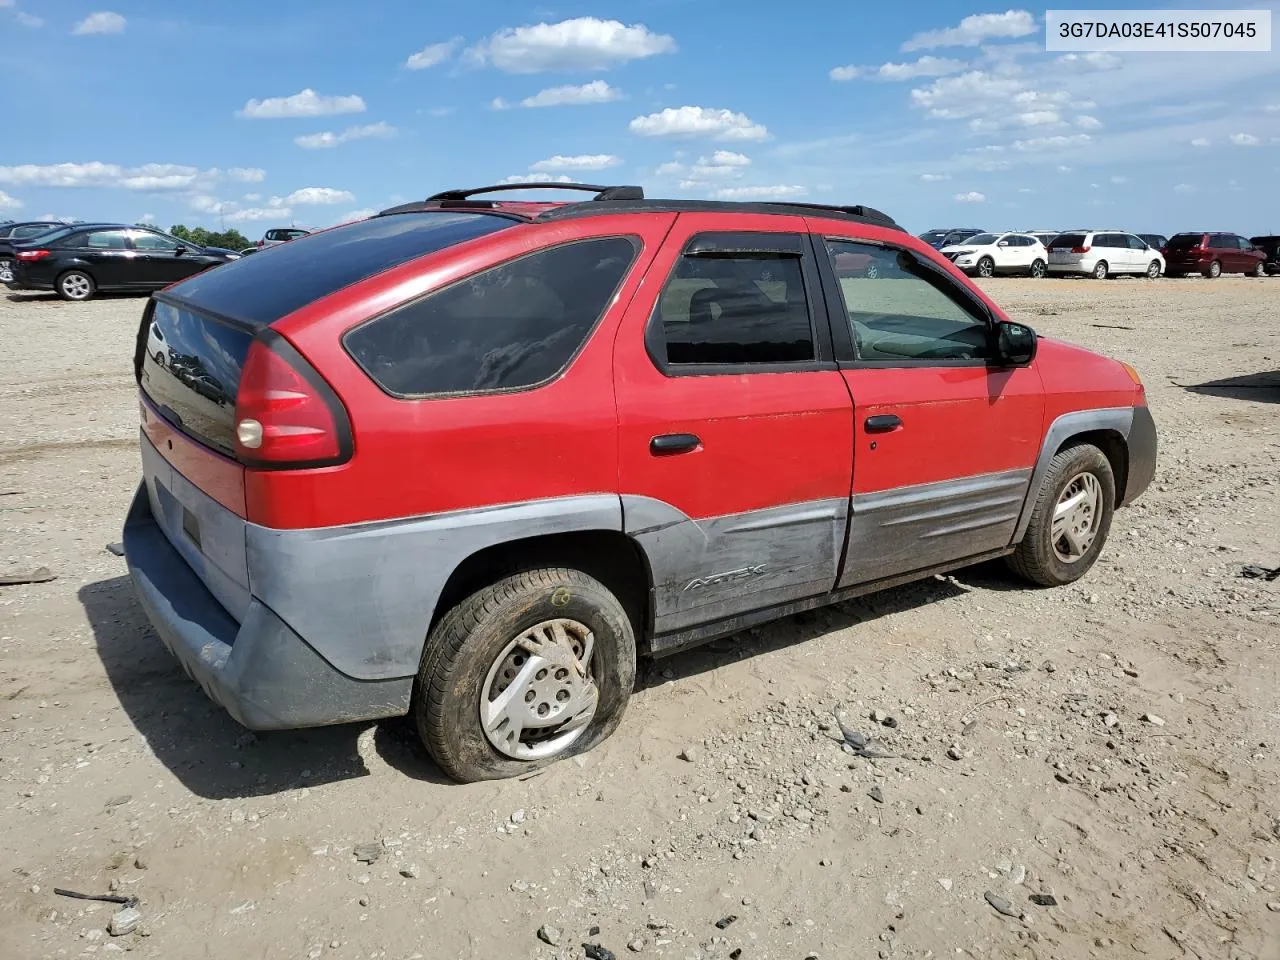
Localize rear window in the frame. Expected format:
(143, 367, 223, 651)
(1051, 234, 1086, 248)
(138, 301, 253, 455)
(166, 212, 516, 326)
(1166, 233, 1203, 249)
(344, 237, 637, 397)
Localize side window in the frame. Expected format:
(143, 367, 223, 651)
(1236, 236, 1252, 250)
(1208, 233, 1229, 249)
(131, 231, 181, 251)
(83, 230, 129, 249)
(824, 240, 992, 363)
(1125, 234, 1145, 250)
(344, 237, 637, 397)
(652, 245, 814, 368)
(1094, 234, 1116, 248)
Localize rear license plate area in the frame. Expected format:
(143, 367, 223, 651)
(182, 505, 202, 549)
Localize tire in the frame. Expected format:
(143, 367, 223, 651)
(1092, 260, 1109, 280)
(415, 567, 636, 782)
(1029, 259, 1046, 279)
(0, 258, 12, 284)
(154, 351, 165, 367)
(1205, 260, 1221, 279)
(1146, 260, 1161, 279)
(1007, 444, 1116, 588)
(976, 256, 995, 279)
(1252, 261, 1266, 278)
(56, 270, 95, 301)
(864, 261, 881, 280)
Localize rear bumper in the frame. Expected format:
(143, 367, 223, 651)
(122, 484, 412, 730)
(1122, 405, 1157, 507)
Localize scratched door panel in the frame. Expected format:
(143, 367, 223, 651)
(623, 496, 848, 634)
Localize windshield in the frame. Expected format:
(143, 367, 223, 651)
(165, 212, 517, 326)
(956, 233, 997, 246)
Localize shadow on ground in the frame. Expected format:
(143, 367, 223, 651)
(82, 561, 1014, 792)
(1184, 370, 1280, 404)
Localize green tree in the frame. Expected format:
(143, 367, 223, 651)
(168, 224, 252, 250)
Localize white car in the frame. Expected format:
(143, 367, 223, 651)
(1047, 230, 1165, 279)
(939, 232, 1049, 278)
(146, 319, 170, 367)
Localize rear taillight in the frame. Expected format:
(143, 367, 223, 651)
(15, 249, 50, 261)
(234, 334, 352, 469)
(1071, 246, 1090, 254)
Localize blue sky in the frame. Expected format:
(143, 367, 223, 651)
(1, 1, 1278, 235)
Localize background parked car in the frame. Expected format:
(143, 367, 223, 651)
(1249, 235, 1280, 275)
(257, 227, 310, 249)
(1047, 230, 1165, 279)
(940, 231, 1049, 278)
(5, 225, 240, 301)
(1163, 232, 1266, 278)
(0, 220, 67, 283)
(1026, 231, 1061, 248)
(918, 227, 985, 250)
(1137, 233, 1168, 252)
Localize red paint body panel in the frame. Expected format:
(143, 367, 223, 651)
(246, 213, 678, 529)
(613, 213, 855, 519)
(842, 365, 1045, 494)
(140, 395, 246, 516)
(1034, 337, 1143, 420)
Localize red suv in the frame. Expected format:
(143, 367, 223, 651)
(122, 183, 1157, 782)
(1163, 232, 1267, 278)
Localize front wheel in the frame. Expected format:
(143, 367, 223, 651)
(1029, 258, 1046, 279)
(864, 261, 881, 280)
(56, 270, 95, 301)
(1205, 260, 1222, 278)
(415, 568, 636, 782)
(1146, 260, 1162, 279)
(976, 256, 995, 278)
(1092, 260, 1109, 280)
(1007, 444, 1116, 587)
(1252, 261, 1266, 278)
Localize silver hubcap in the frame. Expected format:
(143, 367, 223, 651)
(62, 274, 90, 298)
(1095, 263, 1106, 279)
(1148, 262, 1160, 278)
(1031, 261, 1044, 277)
(866, 263, 879, 279)
(480, 618, 598, 761)
(0, 260, 11, 282)
(1052, 471, 1102, 563)
(1210, 263, 1220, 277)
(979, 260, 992, 277)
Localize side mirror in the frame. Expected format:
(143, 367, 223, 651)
(997, 240, 1009, 247)
(995, 321, 1037, 367)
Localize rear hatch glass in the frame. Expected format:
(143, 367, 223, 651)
(164, 211, 517, 326)
(1051, 234, 1086, 248)
(1165, 234, 1203, 249)
(138, 301, 252, 456)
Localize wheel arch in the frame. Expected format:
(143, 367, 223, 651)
(430, 529, 654, 650)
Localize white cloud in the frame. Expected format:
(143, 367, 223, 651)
(1, 0, 42, 27)
(1229, 132, 1260, 146)
(0, 189, 22, 210)
(1056, 165, 1072, 173)
(516, 80, 621, 108)
(920, 173, 950, 182)
(833, 56, 967, 82)
(137, 212, 155, 223)
(227, 206, 292, 223)
(1110, 175, 1128, 184)
(283, 187, 355, 205)
(238, 88, 366, 119)
(496, 173, 576, 184)
(1190, 137, 1211, 147)
(469, 17, 675, 73)
(629, 106, 768, 141)
(903, 11, 1036, 52)
(490, 98, 511, 111)
(72, 11, 125, 35)
(654, 161, 684, 177)
(1016, 110, 1060, 127)
(1055, 51, 1122, 72)
(706, 150, 750, 167)
(1016, 187, 1033, 193)
(332, 208, 375, 225)
(1173, 183, 1194, 194)
(294, 122, 397, 149)
(1266, 104, 1280, 113)
(0, 162, 265, 195)
(954, 191, 986, 203)
(530, 154, 622, 171)
(1011, 133, 1091, 151)
(1075, 115, 1102, 130)
(713, 185, 807, 200)
(242, 193, 261, 202)
(227, 167, 266, 183)
(405, 38, 461, 70)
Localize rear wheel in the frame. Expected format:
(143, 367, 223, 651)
(976, 256, 995, 278)
(415, 568, 636, 782)
(864, 261, 881, 280)
(1092, 260, 1109, 280)
(56, 270, 95, 301)
(1145, 260, 1161, 279)
(1007, 444, 1115, 587)
(1029, 258, 1046, 279)
(0, 258, 12, 283)
(1205, 260, 1222, 278)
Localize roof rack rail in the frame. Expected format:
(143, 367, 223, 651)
(426, 183, 644, 202)
(536, 198, 903, 231)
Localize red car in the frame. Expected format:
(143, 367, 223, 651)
(123, 183, 1157, 782)
(1163, 232, 1267, 278)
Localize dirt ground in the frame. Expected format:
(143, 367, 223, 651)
(1, 276, 1278, 960)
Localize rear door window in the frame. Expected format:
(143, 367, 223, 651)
(84, 229, 130, 249)
(138, 301, 254, 455)
(344, 237, 638, 397)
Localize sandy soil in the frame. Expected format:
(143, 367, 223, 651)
(1, 277, 1278, 960)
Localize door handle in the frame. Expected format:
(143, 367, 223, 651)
(650, 433, 701, 455)
(864, 414, 902, 433)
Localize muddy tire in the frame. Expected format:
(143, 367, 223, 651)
(415, 568, 636, 783)
(1007, 444, 1115, 587)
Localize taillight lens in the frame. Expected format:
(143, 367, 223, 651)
(16, 249, 50, 261)
(1071, 246, 1090, 254)
(234, 335, 352, 469)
